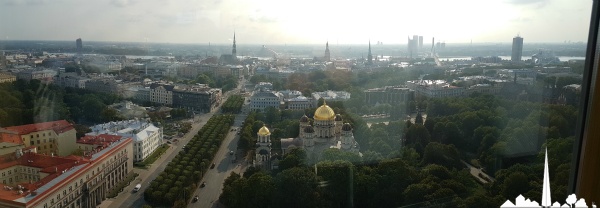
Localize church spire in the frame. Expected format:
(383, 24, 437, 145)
(324, 41, 331, 62)
(232, 32, 237, 58)
(367, 40, 373, 65)
(541, 148, 551, 207)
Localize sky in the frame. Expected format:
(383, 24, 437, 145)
(0, 0, 592, 44)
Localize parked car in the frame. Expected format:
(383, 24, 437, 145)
(201, 182, 206, 188)
(210, 163, 215, 169)
(192, 195, 199, 202)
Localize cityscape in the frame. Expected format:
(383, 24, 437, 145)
(0, 0, 596, 207)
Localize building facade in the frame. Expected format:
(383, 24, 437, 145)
(88, 120, 162, 162)
(0, 137, 133, 208)
(2, 120, 76, 157)
(364, 86, 414, 105)
(149, 83, 174, 106)
(406, 80, 465, 98)
(173, 86, 222, 113)
(85, 78, 120, 95)
(250, 91, 283, 112)
(0, 73, 16, 83)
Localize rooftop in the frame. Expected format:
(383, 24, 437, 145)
(3, 120, 73, 136)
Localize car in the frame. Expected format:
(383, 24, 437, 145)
(192, 195, 199, 202)
(210, 163, 215, 169)
(133, 184, 141, 192)
(201, 182, 206, 188)
(229, 150, 234, 155)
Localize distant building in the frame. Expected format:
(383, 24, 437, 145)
(219, 33, 238, 64)
(173, 85, 222, 113)
(16, 69, 56, 82)
(511, 35, 524, 62)
(1, 120, 76, 157)
(88, 119, 162, 162)
(254, 82, 273, 91)
(76, 38, 83, 55)
(418, 36, 424, 49)
(250, 91, 283, 112)
(0, 136, 133, 208)
(311, 90, 351, 106)
(364, 86, 414, 105)
(285, 96, 313, 110)
(406, 80, 465, 98)
(85, 78, 120, 95)
(54, 72, 89, 89)
(149, 83, 175, 105)
(367, 41, 373, 65)
(0, 73, 16, 83)
(324, 42, 331, 62)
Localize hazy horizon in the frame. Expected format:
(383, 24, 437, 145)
(0, 0, 591, 44)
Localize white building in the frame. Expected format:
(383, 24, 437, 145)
(88, 120, 162, 162)
(55, 72, 89, 89)
(250, 91, 283, 112)
(311, 90, 351, 106)
(149, 83, 175, 105)
(285, 96, 313, 110)
(406, 80, 465, 98)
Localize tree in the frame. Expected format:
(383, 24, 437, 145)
(273, 167, 321, 208)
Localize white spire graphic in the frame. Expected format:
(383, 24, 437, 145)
(542, 148, 551, 207)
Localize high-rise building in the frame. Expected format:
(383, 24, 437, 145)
(76, 38, 82, 55)
(512, 35, 524, 62)
(367, 40, 373, 65)
(418, 36, 424, 49)
(324, 41, 331, 61)
(407, 35, 419, 58)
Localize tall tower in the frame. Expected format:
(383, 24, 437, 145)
(324, 41, 331, 62)
(511, 35, 523, 62)
(367, 40, 373, 65)
(232, 32, 237, 59)
(76, 38, 83, 55)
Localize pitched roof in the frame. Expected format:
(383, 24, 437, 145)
(3, 120, 73, 136)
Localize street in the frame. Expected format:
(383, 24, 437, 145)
(188, 111, 248, 208)
(99, 77, 248, 208)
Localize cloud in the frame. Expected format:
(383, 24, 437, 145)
(2, 0, 49, 6)
(505, 0, 550, 8)
(110, 0, 136, 7)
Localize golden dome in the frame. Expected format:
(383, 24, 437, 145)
(314, 103, 336, 121)
(258, 125, 271, 136)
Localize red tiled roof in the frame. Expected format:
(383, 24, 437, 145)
(4, 120, 73, 136)
(0, 131, 22, 145)
(78, 134, 122, 145)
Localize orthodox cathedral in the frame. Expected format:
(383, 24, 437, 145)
(254, 102, 360, 170)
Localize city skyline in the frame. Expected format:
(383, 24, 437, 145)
(0, 0, 591, 44)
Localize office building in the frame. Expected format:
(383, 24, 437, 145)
(76, 38, 83, 55)
(512, 35, 524, 62)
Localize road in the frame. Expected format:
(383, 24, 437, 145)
(99, 77, 248, 208)
(188, 111, 249, 208)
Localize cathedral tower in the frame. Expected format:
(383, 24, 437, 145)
(232, 32, 237, 60)
(255, 125, 271, 169)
